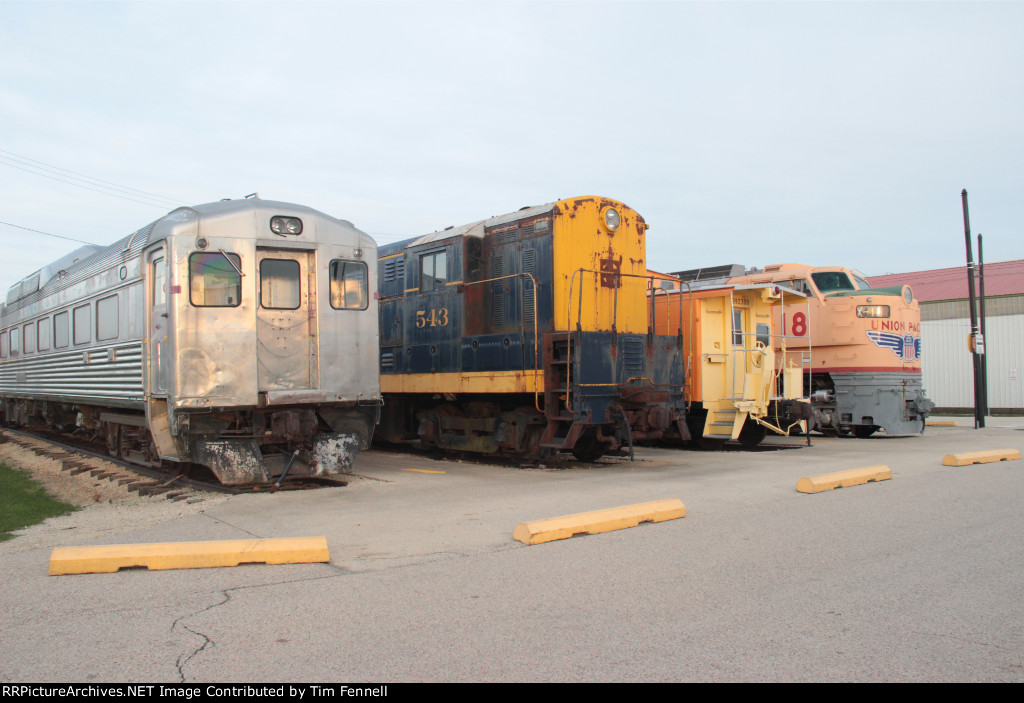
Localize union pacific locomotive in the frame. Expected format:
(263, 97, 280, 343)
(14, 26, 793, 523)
(0, 197, 381, 484)
(728, 263, 934, 436)
(374, 196, 688, 461)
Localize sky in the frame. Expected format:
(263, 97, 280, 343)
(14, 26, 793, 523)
(2, 0, 1022, 297)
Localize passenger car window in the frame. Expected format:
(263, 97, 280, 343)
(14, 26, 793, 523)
(54, 311, 70, 348)
(190, 252, 242, 307)
(153, 257, 166, 307)
(97, 295, 119, 340)
(330, 260, 368, 310)
(260, 259, 301, 310)
(37, 318, 50, 351)
(23, 322, 35, 353)
(73, 304, 91, 345)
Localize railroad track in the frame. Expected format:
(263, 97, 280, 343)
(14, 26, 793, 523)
(0, 427, 345, 499)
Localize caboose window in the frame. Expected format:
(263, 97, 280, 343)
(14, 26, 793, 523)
(756, 323, 770, 348)
(732, 311, 743, 346)
(54, 311, 69, 348)
(97, 295, 119, 340)
(420, 250, 448, 292)
(330, 260, 369, 310)
(73, 304, 91, 345)
(190, 252, 242, 307)
(260, 259, 301, 310)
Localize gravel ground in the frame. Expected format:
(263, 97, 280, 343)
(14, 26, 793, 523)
(0, 433, 229, 554)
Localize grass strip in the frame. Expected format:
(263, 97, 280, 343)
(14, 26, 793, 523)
(0, 462, 78, 542)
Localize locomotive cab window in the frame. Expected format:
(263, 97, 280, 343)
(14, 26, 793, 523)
(260, 258, 301, 310)
(0, 330, 7, 358)
(419, 250, 448, 292)
(330, 260, 368, 310)
(190, 252, 242, 307)
(783, 279, 812, 296)
(811, 272, 855, 294)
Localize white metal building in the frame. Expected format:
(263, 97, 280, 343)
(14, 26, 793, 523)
(867, 260, 1024, 414)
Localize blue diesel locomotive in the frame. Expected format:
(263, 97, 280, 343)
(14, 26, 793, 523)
(373, 196, 689, 461)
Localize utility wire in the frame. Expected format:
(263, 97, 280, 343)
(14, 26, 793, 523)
(0, 149, 189, 210)
(0, 149, 189, 205)
(0, 220, 100, 246)
(0, 158, 178, 210)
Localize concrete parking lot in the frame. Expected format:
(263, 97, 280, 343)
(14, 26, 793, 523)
(2, 419, 1022, 682)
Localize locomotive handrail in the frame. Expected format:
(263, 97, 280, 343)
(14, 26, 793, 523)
(643, 280, 693, 409)
(457, 272, 541, 412)
(565, 269, 687, 413)
(567, 268, 675, 333)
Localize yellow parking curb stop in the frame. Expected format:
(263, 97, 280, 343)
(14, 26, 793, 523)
(49, 536, 330, 575)
(796, 465, 892, 494)
(513, 499, 686, 545)
(942, 449, 1021, 467)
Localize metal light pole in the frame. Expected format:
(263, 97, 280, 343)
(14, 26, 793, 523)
(978, 233, 989, 417)
(961, 190, 984, 429)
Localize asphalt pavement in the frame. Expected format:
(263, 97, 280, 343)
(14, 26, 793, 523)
(2, 417, 1022, 682)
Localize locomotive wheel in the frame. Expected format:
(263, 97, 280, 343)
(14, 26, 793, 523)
(570, 431, 605, 462)
(853, 425, 879, 438)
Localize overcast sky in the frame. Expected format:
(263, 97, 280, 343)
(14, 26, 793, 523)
(2, 0, 1022, 296)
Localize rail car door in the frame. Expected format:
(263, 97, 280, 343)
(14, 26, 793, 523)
(256, 248, 317, 390)
(148, 248, 169, 395)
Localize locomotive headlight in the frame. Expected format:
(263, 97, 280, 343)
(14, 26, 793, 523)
(270, 216, 303, 235)
(856, 305, 890, 318)
(603, 207, 621, 232)
(903, 286, 913, 305)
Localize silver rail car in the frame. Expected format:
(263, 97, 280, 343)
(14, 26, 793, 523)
(0, 197, 381, 485)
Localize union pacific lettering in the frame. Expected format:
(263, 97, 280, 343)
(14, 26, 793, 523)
(870, 320, 920, 333)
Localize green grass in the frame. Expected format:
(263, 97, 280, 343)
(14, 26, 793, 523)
(0, 462, 78, 542)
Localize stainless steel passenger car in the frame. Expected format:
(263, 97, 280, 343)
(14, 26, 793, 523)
(0, 197, 381, 485)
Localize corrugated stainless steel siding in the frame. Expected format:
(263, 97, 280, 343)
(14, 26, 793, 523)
(922, 315, 1024, 409)
(0, 341, 144, 407)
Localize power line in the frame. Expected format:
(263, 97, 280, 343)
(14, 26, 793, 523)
(0, 149, 189, 206)
(0, 149, 189, 210)
(0, 220, 99, 246)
